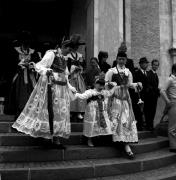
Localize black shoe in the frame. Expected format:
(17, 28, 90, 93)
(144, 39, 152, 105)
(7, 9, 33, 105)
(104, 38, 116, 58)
(125, 151, 135, 160)
(170, 149, 176, 153)
(52, 143, 66, 150)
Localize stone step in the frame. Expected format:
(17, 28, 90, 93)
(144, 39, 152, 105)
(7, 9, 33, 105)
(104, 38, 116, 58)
(0, 131, 156, 146)
(0, 115, 14, 122)
(0, 137, 168, 163)
(0, 149, 175, 180)
(86, 163, 176, 180)
(0, 122, 83, 133)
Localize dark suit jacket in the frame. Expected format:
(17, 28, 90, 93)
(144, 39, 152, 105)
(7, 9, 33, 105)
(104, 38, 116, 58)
(147, 70, 160, 98)
(99, 62, 111, 73)
(133, 69, 149, 101)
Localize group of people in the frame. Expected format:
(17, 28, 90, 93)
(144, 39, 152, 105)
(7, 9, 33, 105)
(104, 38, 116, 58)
(3, 32, 163, 160)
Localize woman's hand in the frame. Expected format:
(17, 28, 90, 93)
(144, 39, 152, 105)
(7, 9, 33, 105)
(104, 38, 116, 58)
(46, 69, 53, 76)
(68, 84, 77, 93)
(137, 82, 143, 90)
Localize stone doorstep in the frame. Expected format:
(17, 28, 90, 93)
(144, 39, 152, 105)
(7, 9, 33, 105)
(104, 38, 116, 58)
(0, 137, 169, 163)
(0, 149, 176, 180)
(86, 163, 176, 180)
(0, 122, 84, 133)
(0, 131, 156, 146)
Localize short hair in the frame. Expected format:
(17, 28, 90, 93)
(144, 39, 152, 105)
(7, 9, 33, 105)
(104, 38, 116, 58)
(98, 51, 108, 61)
(151, 59, 159, 65)
(90, 57, 98, 64)
(116, 52, 127, 59)
(172, 63, 176, 73)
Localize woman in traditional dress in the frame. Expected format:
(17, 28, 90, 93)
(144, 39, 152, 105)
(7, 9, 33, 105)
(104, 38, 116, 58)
(160, 63, 176, 152)
(105, 52, 142, 159)
(67, 34, 86, 120)
(12, 39, 76, 148)
(5, 31, 40, 117)
(75, 76, 117, 147)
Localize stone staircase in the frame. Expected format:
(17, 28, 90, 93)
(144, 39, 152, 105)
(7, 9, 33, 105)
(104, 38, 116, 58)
(0, 115, 175, 180)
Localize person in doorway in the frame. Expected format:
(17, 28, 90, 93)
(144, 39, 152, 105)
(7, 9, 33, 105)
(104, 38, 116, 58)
(145, 59, 160, 131)
(83, 57, 101, 89)
(4, 31, 40, 117)
(105, 52, 142, 159)
(98, 51, 111, 73)
(12, 39, 76, 148)
(67, 34, 87, 120)
(160, 63, 176, 152)
(133, 57, 149, 131)
(75, 76, 117, 147)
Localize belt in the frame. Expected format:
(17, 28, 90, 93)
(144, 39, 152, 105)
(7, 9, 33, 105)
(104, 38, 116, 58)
(52, 79, 67, 86)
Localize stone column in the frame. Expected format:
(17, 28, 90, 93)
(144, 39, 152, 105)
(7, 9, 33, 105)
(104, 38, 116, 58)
(93, 0, 124, 65)
(169, 0, 176, 64)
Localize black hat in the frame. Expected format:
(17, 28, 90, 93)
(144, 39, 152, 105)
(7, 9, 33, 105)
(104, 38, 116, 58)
(94, 73, 105, 85)
(139, 57, 149, 64)
(70, 34, 85, 46)
(118, 42, 127, 53)
(116, 52, 127, 58)
(61, 39, 73, 47)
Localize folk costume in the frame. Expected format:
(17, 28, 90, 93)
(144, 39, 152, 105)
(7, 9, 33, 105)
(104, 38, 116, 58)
(67, 34, 86, 117)
(105, 65, 138, 143)
(12, 45, 74, 140)
(75, 87, 117, 138)
(5, 46, 40, 116)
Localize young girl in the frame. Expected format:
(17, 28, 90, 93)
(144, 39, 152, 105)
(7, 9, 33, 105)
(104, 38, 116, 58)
(105, 52, 142, 159)
(67, 34, 86, 120)
(75, 77, 117, 147)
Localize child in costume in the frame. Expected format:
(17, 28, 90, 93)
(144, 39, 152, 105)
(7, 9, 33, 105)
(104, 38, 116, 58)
(75, 76, 118, 147)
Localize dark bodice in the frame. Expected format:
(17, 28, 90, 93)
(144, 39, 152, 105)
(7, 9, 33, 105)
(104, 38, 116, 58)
(87, 94, 104, 104)
(111, 72, 128, 86)
(50, 52, 66, 73)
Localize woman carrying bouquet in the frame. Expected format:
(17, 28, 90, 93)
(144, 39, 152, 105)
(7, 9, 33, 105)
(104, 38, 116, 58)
(105, 52, 142, 159)
(12, 39, 76, 148)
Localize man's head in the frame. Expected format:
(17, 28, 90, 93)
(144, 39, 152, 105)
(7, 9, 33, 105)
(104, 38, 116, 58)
(116, 52, 127, 67)
(139, 57, 149, 70)
(151, 59, 159, 72)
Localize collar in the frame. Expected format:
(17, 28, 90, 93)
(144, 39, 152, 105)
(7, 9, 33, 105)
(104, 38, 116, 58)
(151, 69, 157, 74)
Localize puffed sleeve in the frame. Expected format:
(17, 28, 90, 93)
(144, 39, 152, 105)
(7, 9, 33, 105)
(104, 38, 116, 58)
(102, 85, 118, 97)
(127, 70, 138, 89)
(75, 89, 96, 99)
(105, 69, 113, 82)
(35, 51, 55, 75)
(161, 77, 172, 92)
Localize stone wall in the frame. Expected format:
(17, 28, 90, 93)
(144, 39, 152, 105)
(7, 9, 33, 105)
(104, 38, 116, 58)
(94, 0, 123, 65)
(130, 0, 160, 67)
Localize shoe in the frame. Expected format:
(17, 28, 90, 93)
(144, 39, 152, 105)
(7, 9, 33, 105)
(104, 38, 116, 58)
(78, 114, 84, 120)
(125, 151, 135, 160)
(88, 139, 94, 147)
(170, 149, 176, 153)
(51, 143, 66, 150)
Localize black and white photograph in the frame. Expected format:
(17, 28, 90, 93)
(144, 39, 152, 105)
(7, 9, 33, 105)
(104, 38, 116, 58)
(0, 0, 175, 179)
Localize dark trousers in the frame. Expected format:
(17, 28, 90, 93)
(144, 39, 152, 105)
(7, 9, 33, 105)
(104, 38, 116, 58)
(144, 96, 158, 130)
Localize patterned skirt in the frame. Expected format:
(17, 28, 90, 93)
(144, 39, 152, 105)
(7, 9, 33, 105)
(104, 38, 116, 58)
(83, 100, 112, 137)
(110, 98, 138, 143)
(70, 72, 86, 112)
(12, 75, 71, 139)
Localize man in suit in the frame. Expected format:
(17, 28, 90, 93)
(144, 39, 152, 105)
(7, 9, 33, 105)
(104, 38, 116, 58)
(145, 59, 160, 131)
(133, 57, 149, 131)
